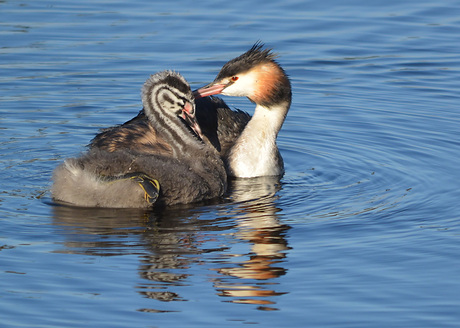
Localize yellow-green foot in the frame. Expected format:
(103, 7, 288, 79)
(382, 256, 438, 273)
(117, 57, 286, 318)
(123, 173, 160, 205)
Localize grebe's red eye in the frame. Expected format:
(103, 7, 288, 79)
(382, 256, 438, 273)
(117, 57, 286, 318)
(231, 76, 239, 82)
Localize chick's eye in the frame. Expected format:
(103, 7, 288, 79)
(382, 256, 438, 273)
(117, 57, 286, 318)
(231, 76, 239, 82)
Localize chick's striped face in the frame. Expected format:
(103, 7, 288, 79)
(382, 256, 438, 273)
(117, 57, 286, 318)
(143, 71, 195, 118)
(156, 87, 192, 117)
(143, 73, 203, 140)
(142, 71, 204, 140)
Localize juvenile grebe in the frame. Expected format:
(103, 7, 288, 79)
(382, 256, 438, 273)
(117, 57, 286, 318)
(52, 71, 226, 208)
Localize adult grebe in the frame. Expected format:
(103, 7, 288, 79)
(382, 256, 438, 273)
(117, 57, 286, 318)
(194, 43, 292, 178)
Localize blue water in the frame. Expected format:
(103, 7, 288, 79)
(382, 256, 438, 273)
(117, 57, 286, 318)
(1, 0, 460, 327)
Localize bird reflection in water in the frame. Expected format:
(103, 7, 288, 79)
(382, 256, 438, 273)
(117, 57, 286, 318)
(51, 175, 290, 311)
(212, 176, 290, 310)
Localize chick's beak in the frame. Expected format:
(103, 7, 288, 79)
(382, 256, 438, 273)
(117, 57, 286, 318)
(193, 82, 227, 99)
(181, 101, 204, 140)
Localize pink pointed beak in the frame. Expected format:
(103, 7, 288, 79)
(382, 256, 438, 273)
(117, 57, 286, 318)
(181, 101, 204, 140)
(193, 83, 227, 99)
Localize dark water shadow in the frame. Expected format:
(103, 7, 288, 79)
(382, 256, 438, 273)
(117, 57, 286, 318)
(51, 175, 291, 311)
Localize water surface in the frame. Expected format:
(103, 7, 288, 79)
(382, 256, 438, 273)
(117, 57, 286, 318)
(1, 0, 460, 327)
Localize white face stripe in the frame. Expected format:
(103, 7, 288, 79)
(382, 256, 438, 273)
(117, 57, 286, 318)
(221, 71, 257, 98)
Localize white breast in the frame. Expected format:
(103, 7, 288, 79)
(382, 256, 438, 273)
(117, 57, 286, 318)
(227, 103, 287, 178)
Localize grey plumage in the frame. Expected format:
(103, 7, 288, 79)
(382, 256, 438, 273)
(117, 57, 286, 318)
(52, 71, 226, 208)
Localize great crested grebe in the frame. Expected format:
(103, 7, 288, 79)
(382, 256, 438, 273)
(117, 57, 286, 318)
(89, 43, 291, 179)
(194, 42, 292, 178)
(52, 71, 226, 208)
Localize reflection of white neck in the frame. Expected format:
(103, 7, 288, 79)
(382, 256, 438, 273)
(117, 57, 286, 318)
(227, 101, 289, 178)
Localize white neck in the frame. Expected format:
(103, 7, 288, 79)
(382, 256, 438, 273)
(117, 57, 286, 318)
(227, 101, 289, 178)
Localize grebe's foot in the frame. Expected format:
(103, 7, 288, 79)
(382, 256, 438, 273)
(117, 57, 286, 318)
(120, 172, 160, 205)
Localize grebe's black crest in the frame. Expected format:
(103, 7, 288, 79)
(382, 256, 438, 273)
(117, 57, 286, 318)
(215, 42, 279, 81)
